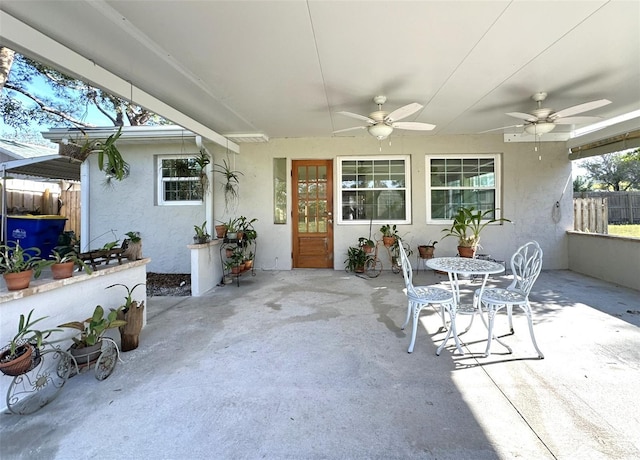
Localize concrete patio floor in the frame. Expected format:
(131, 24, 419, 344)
(1, 268, 639, 459)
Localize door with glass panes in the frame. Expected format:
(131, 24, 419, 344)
(292, 160, 333, 268)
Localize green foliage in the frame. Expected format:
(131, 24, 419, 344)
(213, 158, 243, 210)
(106, 283, 145, 310)
(441, 206, 510, 248)
(49, 249, 93, 274)
(379, 224, 398, 238)
(0, 241, 51, 278)
(358, 237, 375, 248)
(1, 50, 169, 132)
(125, 231, 141, 243)
(573, 175, 594, 192)
(58, 305, 126, 348)
(4, 309, 60, 359)
(193, 221, 211, 243)
(581, 149, 640, 191)
(344, 246, 367, 272)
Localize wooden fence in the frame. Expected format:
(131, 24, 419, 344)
(0, 185, 81, 239)
(574, 191, 640, 224)
(574, 197, 608, 233)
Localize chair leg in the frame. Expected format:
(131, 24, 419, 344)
(523, 303, 544, 359)
(507, 304, 514, 334)
(401, 300, 411, 330)
(408, 302, 422, 353)
(483, 303, 512, 357)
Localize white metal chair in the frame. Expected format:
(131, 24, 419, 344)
(397, 241, 462, 355)
(479, 241, 544, 358)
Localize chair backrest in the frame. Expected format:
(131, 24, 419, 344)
(397, 240, 418, 297)
(509, 241, 543, 296)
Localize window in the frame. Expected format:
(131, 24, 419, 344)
(426, 154, 501, 222)
(157, 155, 204, 205)
(338, 155, 411, 224)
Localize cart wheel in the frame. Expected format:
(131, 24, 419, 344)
(94, 340, 118, 381)
(6, 349, 71, 415)
(365, 258, 382, 278)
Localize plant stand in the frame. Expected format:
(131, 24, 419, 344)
(5, 344, 72, 415)
(219, 236, 257, 287)
(68, 338, 119, 381)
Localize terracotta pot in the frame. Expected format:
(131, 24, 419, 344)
(382, 236, 395, 247)
(0, 343, 34, 376)
(244, 259, 253, 270)
(418, 245, 435, 259)
(355, 265, 365, 273)
(3, 270, 33, 291)
(458, 246, 477, 258)
(363, 245, 374, 254)
(231, 266, 241, 275)
(215, 225, 227, 239)
(52, 261, 75, 279)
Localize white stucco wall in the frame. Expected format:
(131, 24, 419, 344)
(85, 133, 572, 274)
(84, 142, 209, 274)
(221, 134, 572, 271)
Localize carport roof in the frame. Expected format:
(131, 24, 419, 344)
(0, 139, 81, 181)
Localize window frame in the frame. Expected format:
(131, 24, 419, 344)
(425, 153, 502, 224)
(337, 155, 412, 225)
(156, 154, 204, 206)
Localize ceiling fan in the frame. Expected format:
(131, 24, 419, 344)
(486, 92, 611, 135)
(334, 95, 436, 140)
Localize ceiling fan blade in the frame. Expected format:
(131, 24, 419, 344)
(477, 124, 524, 134)
(506, 112, 539, 122)
(553, 116, 603, 125)
(392, 121, 436, 131)
(337, 111, 375, 123)
(385, 103, 423, 122)
(333, 126, 366, 134)
(551, 99, 611, 119)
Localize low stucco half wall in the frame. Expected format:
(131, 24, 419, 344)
(567, 232, 640, 291)
(0, 259, 148, 404)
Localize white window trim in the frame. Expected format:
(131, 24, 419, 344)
(425, 153, 502, 224)
(156, 154, 203, 206)
(337, 155, 412, 225)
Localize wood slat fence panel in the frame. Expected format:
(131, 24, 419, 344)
(574, 191, 640, 224)
(574, 197, 608, 233)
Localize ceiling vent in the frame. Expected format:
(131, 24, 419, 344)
(225, 133, 269, 143)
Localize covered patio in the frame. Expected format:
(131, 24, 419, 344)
(1, 268, 638, 459)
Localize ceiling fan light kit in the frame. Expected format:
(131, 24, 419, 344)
(334, 95, 436, 140)
(368, 123, 394, 140)
(524, 122, 556, 135)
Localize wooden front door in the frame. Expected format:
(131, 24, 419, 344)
(292, 160, 333, 268)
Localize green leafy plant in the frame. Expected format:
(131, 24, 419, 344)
(0, 241, 51, 278)
(213, 158, 243, 211)
(124, 231, 141, 243)
(379, 224, 398, 238)
(101, 240, 120, 250)
(441, 206, 510, 248)
(58, 305, 127, 348)
(344, 246, 368, 272)
(194, 148, 211, 194)
(1, 309, 60, 360)
(106, 283, 145, 311)
(358, 237, 375, 249)
(49, 249, 93, 274)
(194, 221, 211, 243)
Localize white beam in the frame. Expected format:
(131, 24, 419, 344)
(0, 11, 239, 153)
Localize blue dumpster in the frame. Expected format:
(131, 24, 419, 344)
(6, 215, 67, 258)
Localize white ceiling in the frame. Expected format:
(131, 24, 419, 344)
(1, 1, 639, 142)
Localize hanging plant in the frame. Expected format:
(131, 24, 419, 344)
(213, 158, 243, 211)
(194, 148, 211, 195)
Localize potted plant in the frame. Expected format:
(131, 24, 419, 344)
(441, 206, 510, 258)
(229, 249, 244, 274)
(194, 148, 211, 194)
(213, 158, 243, 211)
(59, 126, 129, 181)
(122, 231, 143, 260)
(220, 217, 240, 240)
(58, 305, 127, 364)
(358, 237, 375, 254)
(0, 309, 60, 376)
(380, 224, 398, 247)
(344, 246, 367, 273)
(0, 241, 51, 290)
(108, 283, 145, 352)
(243, 251, 255, 270)
(193, 221, 211, 244)
(417, 240, 438, 259)
(49, 249, 94, 279)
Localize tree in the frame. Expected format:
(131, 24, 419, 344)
(0, 47, 168, 131)
(582, 149, 640, 191)
(573, 175, 593, 192)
